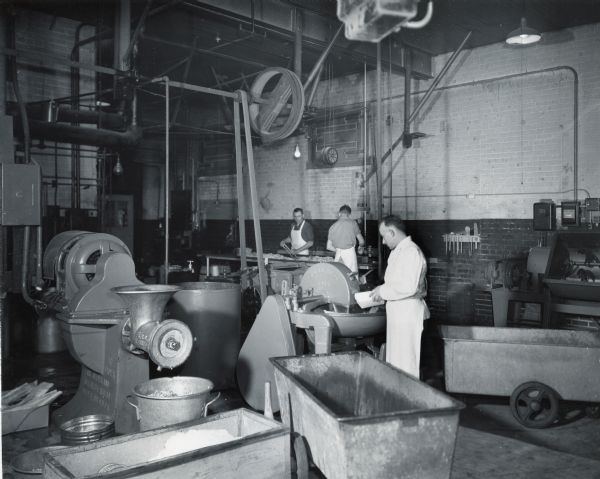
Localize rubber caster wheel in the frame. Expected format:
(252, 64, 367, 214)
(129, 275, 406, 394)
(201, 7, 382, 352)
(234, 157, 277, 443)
(292, 433, 309, 479)
(509, 382, 560, 429)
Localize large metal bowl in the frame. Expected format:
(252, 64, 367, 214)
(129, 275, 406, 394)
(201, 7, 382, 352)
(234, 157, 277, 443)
(60, 414, 115, 445)
(317, 303, 386, 337)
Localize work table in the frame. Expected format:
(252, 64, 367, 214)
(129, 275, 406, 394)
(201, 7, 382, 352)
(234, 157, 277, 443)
(197, 251, 378, 272)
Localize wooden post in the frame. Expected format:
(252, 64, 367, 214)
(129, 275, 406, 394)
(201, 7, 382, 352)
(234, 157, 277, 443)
(239, 90, 268, 302)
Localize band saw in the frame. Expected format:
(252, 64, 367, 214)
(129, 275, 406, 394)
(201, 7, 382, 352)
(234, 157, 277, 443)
(237, 262, 386, 412)
(41, 231, 193, 433)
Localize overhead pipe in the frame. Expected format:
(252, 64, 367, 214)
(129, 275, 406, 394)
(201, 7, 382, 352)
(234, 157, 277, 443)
(11, 103, 125, 129)
(376, 41, 383, 277)
(55, 107, 126, 129)
(0, 14, 7, 359)
(165, 77, 170, 284)
(306, 62, 323, 107)
(403, 1, 434, 29)
(293, 8, 302, 79)
(71, 22, 90, 213)
(25, 121, 142, 147)
(402, 47, 412, 148)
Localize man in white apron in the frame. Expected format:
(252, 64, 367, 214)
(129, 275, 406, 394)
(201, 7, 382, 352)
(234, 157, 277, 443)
(369, 215, 429, 378)
(326, 205, 365, 273)
(280, 207, 314, 256)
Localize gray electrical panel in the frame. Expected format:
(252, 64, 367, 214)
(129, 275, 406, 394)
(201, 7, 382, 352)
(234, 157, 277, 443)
(1, 164, 41, 225)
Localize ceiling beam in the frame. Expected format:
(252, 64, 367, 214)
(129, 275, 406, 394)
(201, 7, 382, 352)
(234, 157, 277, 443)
(181, 0, 432, 79)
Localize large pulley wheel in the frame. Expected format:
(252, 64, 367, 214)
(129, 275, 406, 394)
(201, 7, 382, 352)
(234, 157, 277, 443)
(249, 67, 305, 143)
(509, 382, 560, 428)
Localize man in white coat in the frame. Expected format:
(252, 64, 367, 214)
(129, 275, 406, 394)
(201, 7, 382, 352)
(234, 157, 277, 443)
(369, 215, 429, 378)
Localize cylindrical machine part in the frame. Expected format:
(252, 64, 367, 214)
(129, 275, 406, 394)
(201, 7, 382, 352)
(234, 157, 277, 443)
(36, 312, 67, 353)
(112, 284, 193, 369)
(169, 282, 241, 389)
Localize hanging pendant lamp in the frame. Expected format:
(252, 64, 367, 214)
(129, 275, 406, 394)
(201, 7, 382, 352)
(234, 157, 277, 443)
(506, 17, 541, 45)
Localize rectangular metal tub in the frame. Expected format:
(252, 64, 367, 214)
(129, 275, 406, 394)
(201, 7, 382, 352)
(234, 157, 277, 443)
(43, 409, 289, 479)
(271, 351, 463, 479)
(442, 326, 600, 401)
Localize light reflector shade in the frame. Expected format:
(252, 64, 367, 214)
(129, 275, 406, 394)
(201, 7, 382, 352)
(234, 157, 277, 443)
(506, 17, 541, 45)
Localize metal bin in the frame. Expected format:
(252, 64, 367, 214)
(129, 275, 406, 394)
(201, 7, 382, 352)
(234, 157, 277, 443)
(43, 408, 289, 479)
(271, 351, 464, 479)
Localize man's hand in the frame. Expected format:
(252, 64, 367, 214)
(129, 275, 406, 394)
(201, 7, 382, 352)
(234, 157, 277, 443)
(369, 286, 383, 302)
(357, 245, 365, 255)
(280, 240, 287, 248)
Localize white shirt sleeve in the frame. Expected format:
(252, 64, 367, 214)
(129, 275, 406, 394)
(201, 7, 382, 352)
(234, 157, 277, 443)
(379, 246, 425, 301)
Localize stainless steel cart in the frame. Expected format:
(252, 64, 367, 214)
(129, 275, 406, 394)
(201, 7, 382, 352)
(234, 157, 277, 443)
(442, 326, 600, 428)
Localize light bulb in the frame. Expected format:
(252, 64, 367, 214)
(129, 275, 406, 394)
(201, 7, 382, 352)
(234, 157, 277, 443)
(113, 157, 123, 176)
(293, 144, 301, 159)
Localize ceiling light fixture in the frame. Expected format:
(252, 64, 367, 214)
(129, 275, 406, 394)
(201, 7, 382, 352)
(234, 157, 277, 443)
(506, 17, 541, 45)
(293, 144, 301, 159)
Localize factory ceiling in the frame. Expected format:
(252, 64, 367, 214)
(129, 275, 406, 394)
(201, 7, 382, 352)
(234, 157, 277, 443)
(11, 0, 600, 139)
(16, 0, 600, 83)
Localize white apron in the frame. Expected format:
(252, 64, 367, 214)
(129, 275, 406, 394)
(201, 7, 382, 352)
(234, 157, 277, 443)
(290, 221, 309, 255)
(385, 297, 429, 378)
(334, 247, 358, 273)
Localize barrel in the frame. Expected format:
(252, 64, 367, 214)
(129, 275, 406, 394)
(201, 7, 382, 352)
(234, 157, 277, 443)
(169, 282, 241, 389)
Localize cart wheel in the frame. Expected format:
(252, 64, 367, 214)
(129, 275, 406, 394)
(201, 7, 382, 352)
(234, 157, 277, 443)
(585, 405, 600, 419)
(292, 433, 309, 479)
(509, 382, 560, 429)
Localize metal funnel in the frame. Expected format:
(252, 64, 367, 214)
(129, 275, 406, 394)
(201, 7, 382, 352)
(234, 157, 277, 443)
(112, 284, 181, 332)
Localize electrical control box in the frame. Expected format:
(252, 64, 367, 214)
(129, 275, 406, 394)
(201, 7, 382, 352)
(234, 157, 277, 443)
(0, 164, 41, 225)
(533, 202, 556, 230)
(561, 201, 580, 227)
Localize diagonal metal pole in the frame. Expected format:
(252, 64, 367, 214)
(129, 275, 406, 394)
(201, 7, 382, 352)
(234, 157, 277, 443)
(233, 100, 248, 289)
(239, 90, 268, 302)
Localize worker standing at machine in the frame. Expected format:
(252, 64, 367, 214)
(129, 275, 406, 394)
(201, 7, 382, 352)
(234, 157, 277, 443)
(369, 215, 429, 378)
(280, 207, 314, 256)
(326, 205, 365, 273)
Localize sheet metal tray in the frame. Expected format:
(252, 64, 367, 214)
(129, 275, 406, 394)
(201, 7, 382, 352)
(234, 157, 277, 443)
(271, 351, 463, 479)
(442, 326, 600, 401)
(43, 408, 289, 479)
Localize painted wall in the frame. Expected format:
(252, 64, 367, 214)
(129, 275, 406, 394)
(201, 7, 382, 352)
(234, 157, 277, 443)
(198, 23, 599, 224)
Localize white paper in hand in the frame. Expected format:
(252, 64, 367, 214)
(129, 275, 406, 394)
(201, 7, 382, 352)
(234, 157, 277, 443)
(354, 291, 384, 309)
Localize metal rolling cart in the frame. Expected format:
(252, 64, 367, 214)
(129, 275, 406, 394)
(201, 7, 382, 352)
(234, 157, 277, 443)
(442, 325, 600, 428)
(271, 351, 464, 479)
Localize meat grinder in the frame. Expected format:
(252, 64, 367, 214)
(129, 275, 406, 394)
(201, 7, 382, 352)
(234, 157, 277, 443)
(237, 262, 386, 412)
(41, 231, 193, 433)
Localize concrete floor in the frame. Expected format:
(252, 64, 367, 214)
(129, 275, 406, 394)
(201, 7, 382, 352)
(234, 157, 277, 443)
(2, 351, 599, 478)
